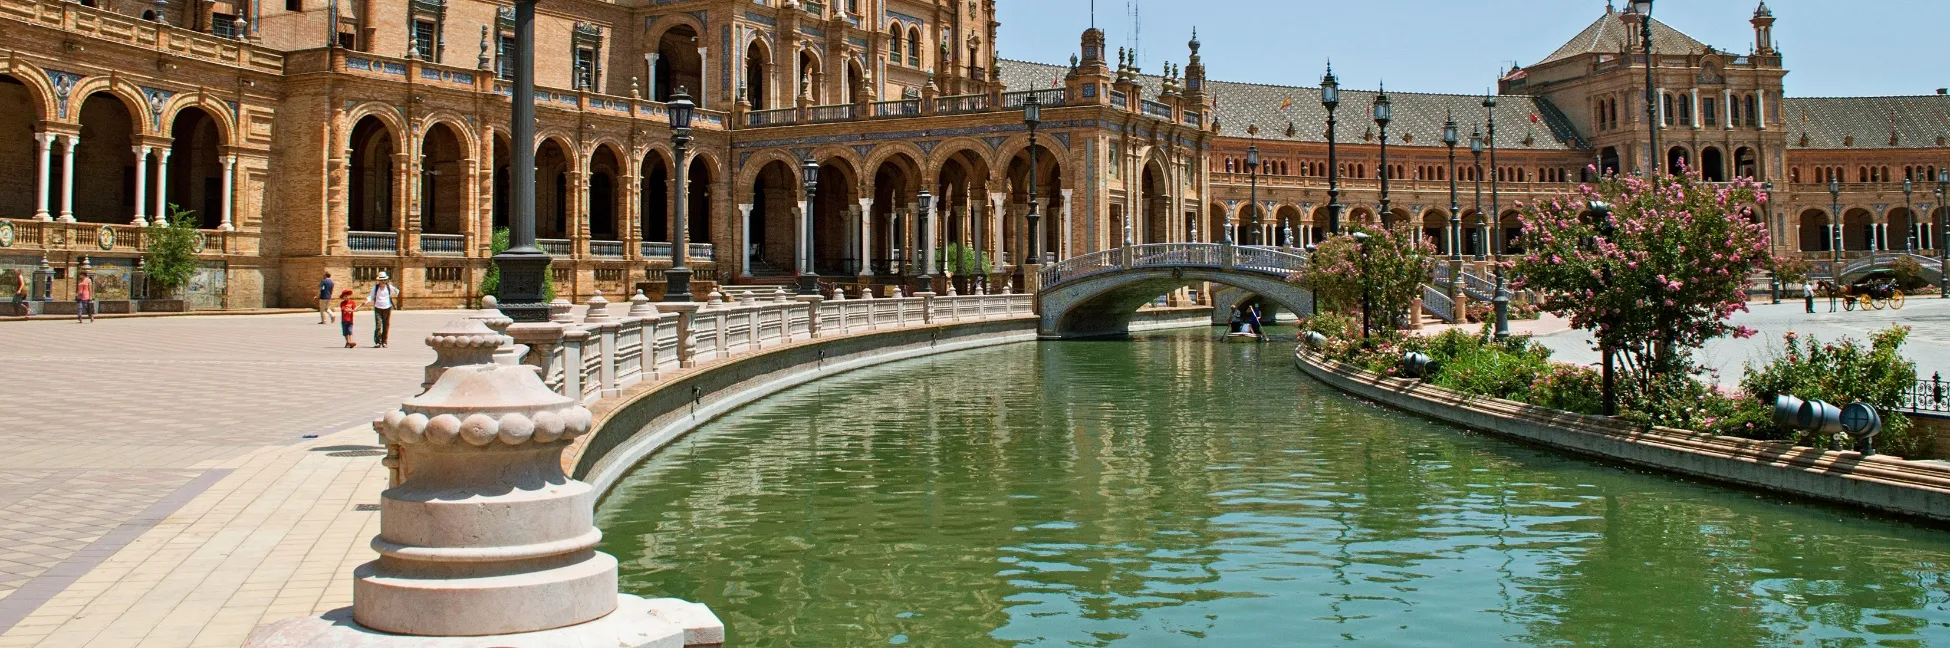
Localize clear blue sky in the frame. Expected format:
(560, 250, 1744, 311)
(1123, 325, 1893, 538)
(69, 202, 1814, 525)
(995, 0, 1949, 98)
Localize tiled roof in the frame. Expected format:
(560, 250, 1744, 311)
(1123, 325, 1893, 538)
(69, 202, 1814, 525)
(997, 59, 1588, 152)
(1781, 96, 1950, 150)
(1537, 8, 1715, 66)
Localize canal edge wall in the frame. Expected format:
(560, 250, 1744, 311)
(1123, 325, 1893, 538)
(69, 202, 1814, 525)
(1294, 348, 1950, 524)
(574, 316, 1039, 499)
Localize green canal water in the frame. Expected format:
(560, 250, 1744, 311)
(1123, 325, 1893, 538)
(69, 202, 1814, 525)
(595, 328, 1950, 647)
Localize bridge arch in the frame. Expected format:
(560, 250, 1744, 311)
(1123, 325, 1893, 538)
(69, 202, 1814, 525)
(1035, 244, 1313, 339)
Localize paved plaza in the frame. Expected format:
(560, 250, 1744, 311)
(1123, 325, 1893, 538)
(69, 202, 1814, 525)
(0, 311, 469, 647)
(1530, 296, 1950, 386)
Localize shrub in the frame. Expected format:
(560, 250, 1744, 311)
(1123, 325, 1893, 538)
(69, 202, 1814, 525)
(1290, 220, 1435, 328)
(1430, 341, 1552, 401)
(1890, 256, 1930, 291)
(1739, 326, 1930, 457)
(1528, 364, 1606, 415)
(481, 227, 555, 304)
(144, 204, 203, 295)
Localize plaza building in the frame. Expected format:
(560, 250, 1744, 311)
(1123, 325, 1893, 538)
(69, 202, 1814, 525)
(0, 0, 1941, 310)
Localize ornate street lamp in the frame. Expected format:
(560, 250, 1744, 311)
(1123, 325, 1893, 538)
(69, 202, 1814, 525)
(1321, 64, 1342, 234)
(665, 87, 697, 302)
(1903, 176, 1914, 254)
(1829, 176, 1843, 266)
(1373, 84, 1393, 222)
(1443, 111, 1460, 260)
(1352, 230, 1373, 339)
(1470, 126, 1484, 260)
(915, 189, 935, 294)
(1485, 93, 1511, 341)
(1246, 130, 1261, 246)
(1634, 0, 1658, 175)
(800, 157, 821, 295)
(1023, 94, 1043, 266)
(492, 0, 552, 322)
(1939, 168, 1949, 298)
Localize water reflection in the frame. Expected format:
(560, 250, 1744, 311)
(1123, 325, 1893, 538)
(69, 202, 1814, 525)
(597, 328, 1950, 647)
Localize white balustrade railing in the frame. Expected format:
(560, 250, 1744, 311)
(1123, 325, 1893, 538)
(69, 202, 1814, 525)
(525, 292, 1034, 405)
(1040, 243, 1309, 287)
(1421, 284, 1456, 323)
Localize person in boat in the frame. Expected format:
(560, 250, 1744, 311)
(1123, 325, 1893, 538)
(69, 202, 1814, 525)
(1228, 307, 1243, 334)
(1246, 304, 1267, 340)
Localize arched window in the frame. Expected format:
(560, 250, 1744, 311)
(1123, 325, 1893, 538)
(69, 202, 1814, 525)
(1744, 95, 1758, 128)
(907, 27, 921, 66)
(888, 24, 902, 65)
(1662, 93, 1675, 125)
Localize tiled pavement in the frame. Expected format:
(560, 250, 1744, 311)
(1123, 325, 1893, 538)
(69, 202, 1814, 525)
(0, 311, 473, 647)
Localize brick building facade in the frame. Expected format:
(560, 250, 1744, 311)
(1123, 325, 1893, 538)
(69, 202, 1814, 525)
(0, 0, 1941, 309)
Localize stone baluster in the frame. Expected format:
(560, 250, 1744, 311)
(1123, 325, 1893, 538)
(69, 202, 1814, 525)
(628, 290, 660, 379)
(549, 297, 576, 324)
(584, 292, 618, 398)
(561, 328, 589, 401)
(247, 318, 721, 646)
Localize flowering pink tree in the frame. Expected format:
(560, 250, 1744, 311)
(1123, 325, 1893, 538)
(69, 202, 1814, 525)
(1290, 219, 1435, 331)
(1512, 169, 1771, 405)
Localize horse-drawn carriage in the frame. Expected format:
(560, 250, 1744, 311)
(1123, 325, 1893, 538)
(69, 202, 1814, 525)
(1838, 270, 1905, 311)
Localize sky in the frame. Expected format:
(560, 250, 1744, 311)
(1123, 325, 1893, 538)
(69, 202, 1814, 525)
(994, 0, 1950, 98)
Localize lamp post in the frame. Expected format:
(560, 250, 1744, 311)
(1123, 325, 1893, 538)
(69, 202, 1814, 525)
(1486, 93, 1511, 341)
(1939, 169, 1949, 298)
(1470, 126, 1484, 260)
(1443, 111, 1460, 260)
(915, 189, 934, 294)
(1373, 84, 1393, 223)
(1246, 132, 1261, 245)
(1634, 0, 1658, 175)
(492, 0, 552, 322)
(1321, 64, 1342, 234)
(664, 88, 697, 302)
(1023, 94, 1043, 266)
(799, 157, 821, 295)
(1305, 243, 1319, 316)
(1903, 177, 1914, 254)
(1588, 200, 1619, 415)
(1353, 230, 1372, 339)
(1830, 177, 1843, 266)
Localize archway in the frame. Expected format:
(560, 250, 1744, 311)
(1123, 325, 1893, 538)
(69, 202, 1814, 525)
(934, 149, 991, 287)
(535, 139, 570, 240)
(811, 158, 859, 275)
(654, 25, 702, 103)
(798, 50, 822, 104)
(1274, 205, 1302, 248)
(588, 145, 623, 241)
(640, 151, 669, 243)
(1700, 147, 1725, 182)
(347, 115, 395, 233)
(1931, 207, 1948, 253)
(871, 155, 920, 274)
(1667, 146, 1690, 176)
(748, 160, 798, 276)
(1421, 210, 1448, 255)
(1498, 210, 1523, 254)
(743, 39, 770, 109)
(1461, 210, 1485, 257)
(1007, 143, 1064, 262)
(1207, 203, 1228, 244)
(162, 105, 224, 224)
(1798, 209, 1829, 252)
(0, 75, 42, 220)
(843, 59, 867, 105)
(687, 154, 714, 246)
(1842, 208, 1873, 251)
(1599, 146, 1619, 177)
(1038, 268, 1315, 339)
(1237, 202, 1265, 246)
(1888, 207, 1914, 253)
(1734, 147, 1757, 180)
(418, 121, 465, 236)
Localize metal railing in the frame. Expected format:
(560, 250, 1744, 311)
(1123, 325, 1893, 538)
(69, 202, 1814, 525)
(348, 231, 399, 255)
(1039, 242, 1309, 286)
(746, 107, 797, 127)
(641, 241, 672, 259)
(1462, 271, 1498, 301)
(1141, 99, 1173, 119)
(589, 240, 625, 258)
(1421, 284, 1456, 323)
(537, 238, 572, 257)
(1900, 373, 1950, 417)
(1001, 88, 1067, 108)
(689, 243, 714, 260)
(419, 233, 465, 256)
(870, 99, 920, 118)
(806, 104, 857, 123)
(935, 94, 990, 115)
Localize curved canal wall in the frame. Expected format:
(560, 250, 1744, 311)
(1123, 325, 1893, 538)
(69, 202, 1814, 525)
(1294, 348, 1950, 524)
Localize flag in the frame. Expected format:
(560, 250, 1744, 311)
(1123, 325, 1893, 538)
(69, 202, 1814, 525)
(1279, 96, 1294, 111)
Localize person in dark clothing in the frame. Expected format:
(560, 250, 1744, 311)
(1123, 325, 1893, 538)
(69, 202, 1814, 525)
(318, 272, 335, 324)
(1803, 282, 1815, 313)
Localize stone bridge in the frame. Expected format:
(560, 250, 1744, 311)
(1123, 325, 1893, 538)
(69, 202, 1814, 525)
(1036, 243, 1314, 338)
(1832, 253, 1945, 286)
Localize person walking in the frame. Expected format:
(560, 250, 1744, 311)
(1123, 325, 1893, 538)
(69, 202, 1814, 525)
(338, 289, 358, 348)
(75, 272, 95, 324)
(10, 270, 26, 318)
(317, 272, 335, 324)
(366, 272, 397, 348)
(1803, 281, 1815, 314)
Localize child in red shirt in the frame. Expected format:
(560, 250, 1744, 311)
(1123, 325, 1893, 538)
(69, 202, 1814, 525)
(338, 290, 357, 348)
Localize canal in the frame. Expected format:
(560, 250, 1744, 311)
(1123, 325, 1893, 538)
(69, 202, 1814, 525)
(596, 328, 1950, 646)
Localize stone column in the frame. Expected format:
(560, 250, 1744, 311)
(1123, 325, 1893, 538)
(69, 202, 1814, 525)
(1656, 88, 1667, 127)
(857, 197, 874, 278)
(219, 155, 237, 231)
(247, 318, 722, 647)
(33, 133, 51, 221)
(738, 204, 754, 277)
(1723, 89, 1734, 129)
(1689, 88, 1700, 129)
(988, 192, 1005, 269)
(132, 145, 151, 226)
(153, 148, 172, 225)
(1060, 189, 1074, 260)
(58, 135, 78, 223)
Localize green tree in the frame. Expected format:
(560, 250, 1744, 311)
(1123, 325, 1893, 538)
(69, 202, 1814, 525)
(143, 204, 203, 297)
(940, 243, 991, 277)
(1290, 219, 1434, 330)
(480, 227, 555, 304)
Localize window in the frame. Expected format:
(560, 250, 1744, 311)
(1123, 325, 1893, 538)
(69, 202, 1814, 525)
(1745, 95, 1758, 127)
(908, 28, 921, 67)
(1702, 98, 1716, 127)
(412, 20, 437, 61)
(1677, 95, 1692, 126)
(212, 13, 238, 38)
(571, 22, 604, 92)
(1662, 93, 1674, 126)
(496, 33, 514, 80)
(574, 48, 597, 90)
(889, 25, 902, 65)
(285, 0, 300, 10)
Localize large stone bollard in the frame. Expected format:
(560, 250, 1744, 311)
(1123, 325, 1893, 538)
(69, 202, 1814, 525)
(247, 319, 722, 647)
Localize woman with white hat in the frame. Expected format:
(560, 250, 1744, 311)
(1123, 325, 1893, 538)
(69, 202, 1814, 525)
(365, 271, 398, 348)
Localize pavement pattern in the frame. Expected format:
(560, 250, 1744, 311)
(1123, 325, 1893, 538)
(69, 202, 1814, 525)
(0, 310, 468, 647)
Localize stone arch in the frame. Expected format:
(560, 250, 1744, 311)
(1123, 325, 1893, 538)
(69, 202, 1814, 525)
(535, 137, 574, 239)
(587, 143, 626, 241)
(747, 159, 802, 276)
(1842, 207, 1874, 251)
(347, 114, 397, 233)
(0, 65, 55, 122)
(869, 152, 922, 273)
(650, 21, 704, 103)
(417, 113, 478, 161)
(1798, 209, 1829, 252)
(1420, 208, 1450, 255)
(341, 102, 405, 153)
(862, 141, 929, 179)
(1206, 202, 1228, 244)
(796, 47, 824, 104)
(735, 148, 804, 197)
(639, 147, 671, 244)
(490, 131, 511, 231)
(535, 131, 580, 162)
(685, 151, 718, 246)
(925, 137, 996, 180)
(811, 154, 862, 274)
(1700, 146, 1726, 182)
(67, 77, 150, 134)
(1274, 204, 1303, 247)
(744, 34, 773, 109)
(417, 121, 469, 237)
(160, 95, 238, 149)
(1003, 137, 1065, 259)
(0, 73, 47, 220)
(166, 106, 226, 228)
(1666, 145, 1691, 176)
(807, 144, 866, 182)
(1039, 268, 1314, 339)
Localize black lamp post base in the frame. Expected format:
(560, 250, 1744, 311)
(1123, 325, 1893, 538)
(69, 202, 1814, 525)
(798, 274, 821, 296)
(914, 274, 934, 295)
(664, 268, 694, 302)
(492, 249, 553, 322)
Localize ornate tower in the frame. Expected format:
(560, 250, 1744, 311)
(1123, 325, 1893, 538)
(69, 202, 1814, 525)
(1751, 2, 1776, 55)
